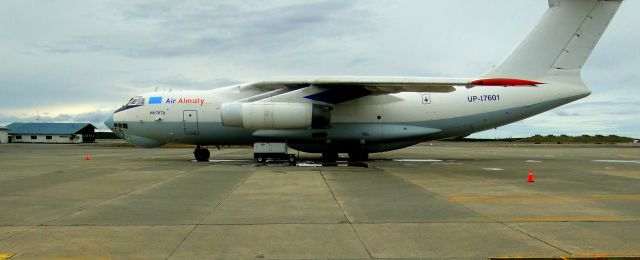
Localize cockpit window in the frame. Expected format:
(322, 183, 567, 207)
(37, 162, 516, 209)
(127, 96, 145, 106)
(114, 96, 146, 113)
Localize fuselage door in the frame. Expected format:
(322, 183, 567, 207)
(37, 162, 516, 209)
(183, 110, 199, 135)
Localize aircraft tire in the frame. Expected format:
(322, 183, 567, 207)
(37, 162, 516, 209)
(194, 148, 210, 162)
(322, 151, 338, 163)
(288, 155, 296, 165)
(348, 151, 369, 162)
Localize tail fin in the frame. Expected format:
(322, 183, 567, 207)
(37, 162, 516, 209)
(484, 0, 622, 80)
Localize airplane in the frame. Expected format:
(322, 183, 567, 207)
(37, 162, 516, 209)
(105, 0, 623, 162)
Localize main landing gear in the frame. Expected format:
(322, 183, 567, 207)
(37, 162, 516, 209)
(194, 145, 210, 162)
(322, 151, 339, 163)
(348, 151, 369, 162)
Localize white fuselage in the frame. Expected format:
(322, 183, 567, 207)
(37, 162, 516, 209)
(108, 77, 590, 153)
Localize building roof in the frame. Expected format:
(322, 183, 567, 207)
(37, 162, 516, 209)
(6, 123, 96, 135)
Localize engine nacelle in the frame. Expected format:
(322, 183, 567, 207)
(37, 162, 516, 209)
(221, 102, 331, 129)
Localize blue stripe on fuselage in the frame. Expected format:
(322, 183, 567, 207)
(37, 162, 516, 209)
(149, 96, 163, 104)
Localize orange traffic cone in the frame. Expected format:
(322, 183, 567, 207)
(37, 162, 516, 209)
(527, 169, 534, 182)
(85, 153, 90, 161)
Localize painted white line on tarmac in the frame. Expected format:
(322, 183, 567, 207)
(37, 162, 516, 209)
(593, 159, 640, 164)
(393, 159, 443, 162)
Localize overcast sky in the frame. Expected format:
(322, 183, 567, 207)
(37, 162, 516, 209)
(1, 0, 638, 138)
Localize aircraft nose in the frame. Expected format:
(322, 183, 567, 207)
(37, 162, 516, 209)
(104, 113, 115, 130)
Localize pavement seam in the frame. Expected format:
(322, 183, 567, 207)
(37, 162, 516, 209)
(199, 169, 253, 222)
(0, 169, 194, 243)
(320, 170, 374, 259)
(384, 169, 498, 226)
(164, 224, 198, 260)
(37, 169, 193, 226)
(165, 168, 253, 260)
(6, 218, 640, 227)
(499, 222, 572, 255)
(384, 168, 576, 256)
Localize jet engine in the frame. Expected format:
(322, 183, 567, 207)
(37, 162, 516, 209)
(221, 102, 331, 129)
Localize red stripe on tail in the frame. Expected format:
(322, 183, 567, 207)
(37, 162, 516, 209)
(470, 78, 544, 86)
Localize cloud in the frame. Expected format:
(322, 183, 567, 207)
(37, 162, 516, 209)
(554, 111, 579, 117)
(45, 0, 368, 59)
(472, 99, 640, 138)
(124, 75, 242, 92)
(1, 0, 638, 138)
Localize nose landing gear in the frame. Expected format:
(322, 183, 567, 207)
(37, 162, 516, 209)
(194, 145, 210, 162)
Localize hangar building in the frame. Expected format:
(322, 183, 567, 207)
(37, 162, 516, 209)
(6, 123, 96, 144)
(0, 127, 8, 144)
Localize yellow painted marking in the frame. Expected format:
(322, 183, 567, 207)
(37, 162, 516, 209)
(573, 254, 640, 258)
(616, 154, 639, 159)
(491, 255, 640, 260)
(458, 216, 635, 223)
(448, 194, 640, 202)
(51, 257, 111, 260)
(0, 253, 15, 260)
(505, 217, 623, 222)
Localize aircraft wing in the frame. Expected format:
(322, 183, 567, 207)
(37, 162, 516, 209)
(242, 76, 474, 94)
(235, 76, 543, 104)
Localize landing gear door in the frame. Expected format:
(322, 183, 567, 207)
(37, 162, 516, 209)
(183, 110, 199, 135)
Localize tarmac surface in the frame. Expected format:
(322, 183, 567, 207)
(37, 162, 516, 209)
(0, 141, 639, 259)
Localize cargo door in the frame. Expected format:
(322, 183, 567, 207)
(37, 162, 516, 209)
(183, 110, 199, 135)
